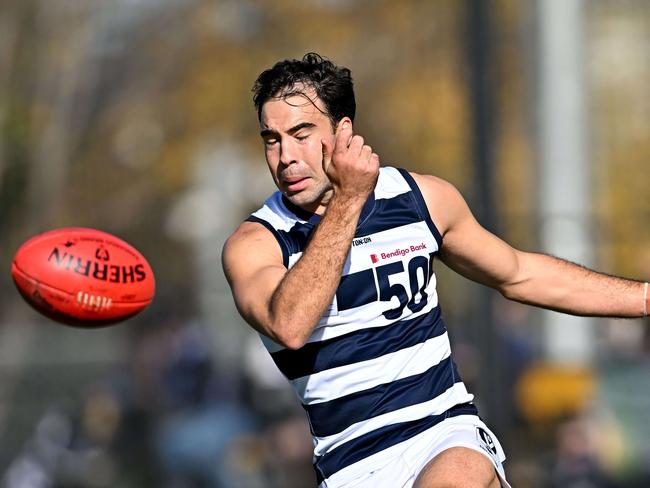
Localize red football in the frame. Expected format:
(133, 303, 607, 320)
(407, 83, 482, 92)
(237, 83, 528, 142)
(11, 227, 155, 327)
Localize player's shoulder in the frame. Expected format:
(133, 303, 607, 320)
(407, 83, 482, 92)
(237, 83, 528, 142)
(407, 171, 465, 204)
(405, 171, 471, 236)
(222, 220, 282, 269)
(224, 220, 276, 254)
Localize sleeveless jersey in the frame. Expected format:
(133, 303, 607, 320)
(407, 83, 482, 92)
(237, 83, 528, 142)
(247, 167, 476, 484)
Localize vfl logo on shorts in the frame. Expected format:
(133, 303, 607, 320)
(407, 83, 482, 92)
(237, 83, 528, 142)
(476, 427, 498, 458)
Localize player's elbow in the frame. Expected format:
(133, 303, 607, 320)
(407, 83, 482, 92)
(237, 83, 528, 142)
(264, 313, 310, 350)
(497, 271, 546, 307)
(271, 327, 309, 350)
(494, 251, 529, 302)
(244, 314, 308, 350)
(496, 266, 535, 302)
(280, 335, 308, 350)
(498, 281, 524, 302)
(266, 303, 315, 350)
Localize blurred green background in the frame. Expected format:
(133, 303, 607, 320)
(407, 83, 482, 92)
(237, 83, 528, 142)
(0, 1, 649, 487)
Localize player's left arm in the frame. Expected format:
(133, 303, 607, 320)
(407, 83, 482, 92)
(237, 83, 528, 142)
(412, 172, 648, 318)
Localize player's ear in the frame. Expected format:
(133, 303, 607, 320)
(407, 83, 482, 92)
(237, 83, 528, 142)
(336, 117, 353, 133)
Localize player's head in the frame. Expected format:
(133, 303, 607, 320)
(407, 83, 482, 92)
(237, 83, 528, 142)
(252, 53, 356, 213)
(253, 52, 356, 128)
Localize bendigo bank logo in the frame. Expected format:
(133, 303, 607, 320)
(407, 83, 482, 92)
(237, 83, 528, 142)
(370, 242, 427, 264)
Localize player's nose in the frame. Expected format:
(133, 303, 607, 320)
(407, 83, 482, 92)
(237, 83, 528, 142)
(279, 140, 298, 166)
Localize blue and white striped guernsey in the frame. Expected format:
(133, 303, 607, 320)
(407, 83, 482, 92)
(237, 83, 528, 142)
(247, 167, 476, 484)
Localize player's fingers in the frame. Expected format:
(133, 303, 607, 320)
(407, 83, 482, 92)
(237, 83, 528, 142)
(348, 135, 365, 155)
(371, 152, 380, 167)
(360, 144, 373, 164)
(334, 120, 353, 153)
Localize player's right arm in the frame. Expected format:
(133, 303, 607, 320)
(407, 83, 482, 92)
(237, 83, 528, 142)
(222, 196, 362, 350)
(222, 221, 291, 342)
(223, 122, 379, 350)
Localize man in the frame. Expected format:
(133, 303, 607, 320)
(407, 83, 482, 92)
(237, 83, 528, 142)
(222, 53, 648, 488)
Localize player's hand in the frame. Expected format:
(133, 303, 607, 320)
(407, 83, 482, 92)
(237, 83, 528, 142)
(321, 120, 379, 202)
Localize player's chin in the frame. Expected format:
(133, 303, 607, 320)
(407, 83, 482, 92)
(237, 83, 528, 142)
(284, 191, 310, 206)
(285, 190, 321, 209)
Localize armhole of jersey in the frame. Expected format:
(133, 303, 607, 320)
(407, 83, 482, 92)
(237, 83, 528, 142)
(396, 168, 443, 248)
(245, 215, 290, 268)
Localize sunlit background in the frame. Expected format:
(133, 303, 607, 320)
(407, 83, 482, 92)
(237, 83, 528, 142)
(1, 0, 649, 487)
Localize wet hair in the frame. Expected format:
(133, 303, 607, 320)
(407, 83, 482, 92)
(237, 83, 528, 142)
(252, 52, 356, 128)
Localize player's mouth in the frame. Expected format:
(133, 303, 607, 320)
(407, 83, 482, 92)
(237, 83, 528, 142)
(283, 176, 310, 192)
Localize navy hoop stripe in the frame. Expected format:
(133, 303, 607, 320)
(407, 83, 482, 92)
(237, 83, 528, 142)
(335, 269, 378, 311)
(271, 307, 444, 380)
(305, 355, 461, 438)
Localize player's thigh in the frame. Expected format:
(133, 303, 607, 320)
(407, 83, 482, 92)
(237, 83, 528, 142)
(413, 446, 500, 488)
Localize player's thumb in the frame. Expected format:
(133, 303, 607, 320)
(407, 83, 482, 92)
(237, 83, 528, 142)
(321, 138, 332, 173)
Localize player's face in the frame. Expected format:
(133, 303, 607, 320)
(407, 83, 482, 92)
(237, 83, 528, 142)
(260, 91, 335, 214)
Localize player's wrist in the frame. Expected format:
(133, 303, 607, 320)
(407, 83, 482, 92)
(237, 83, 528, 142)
(330, 188, 369, 209)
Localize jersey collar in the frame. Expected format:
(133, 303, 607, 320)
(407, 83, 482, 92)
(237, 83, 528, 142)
(282, 192, 376, 226)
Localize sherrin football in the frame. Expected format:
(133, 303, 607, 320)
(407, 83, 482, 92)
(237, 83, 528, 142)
(11, 227, 155, 327)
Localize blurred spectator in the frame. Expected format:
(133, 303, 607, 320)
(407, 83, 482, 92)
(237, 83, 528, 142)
(546, 415, 614, 488)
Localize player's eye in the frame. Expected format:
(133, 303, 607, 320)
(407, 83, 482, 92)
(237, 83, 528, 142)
(264, 138, 278, 146)
(296, 134, 309, 142)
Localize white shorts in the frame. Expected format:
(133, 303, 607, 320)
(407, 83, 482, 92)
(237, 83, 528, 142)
(319, 415, 511, 488)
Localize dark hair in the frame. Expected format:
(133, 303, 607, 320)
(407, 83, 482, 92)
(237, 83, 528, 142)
(252, 52, 356, 127)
